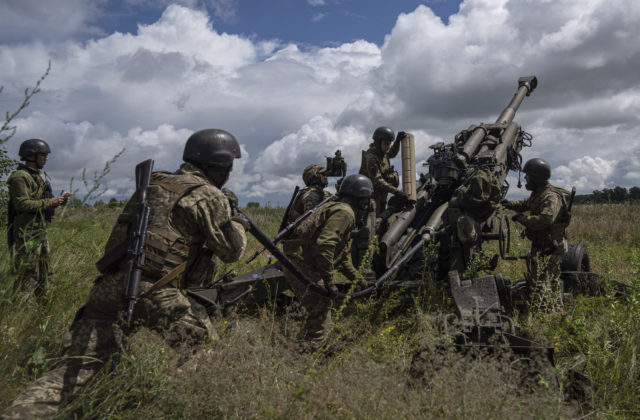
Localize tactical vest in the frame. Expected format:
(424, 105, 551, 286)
(103, 171, 207, 281)
(526, 185, 570, 246)
(288, 187, 331, 223)
(360, 148, 399, 192)
(286, 201, 353, 256)
(139, 171, 208, 280)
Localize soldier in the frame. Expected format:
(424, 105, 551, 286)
(359, 126, 408, 216)
(7, 138, 68, 294)
(328, 149, 347, 177)
(501, 158, 570, 290)
(2, 129, 247, 419)
(286, 164, 332, 224)
(282, 174, 373, 349)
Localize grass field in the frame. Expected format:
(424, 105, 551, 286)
(0, 203, 639, 419)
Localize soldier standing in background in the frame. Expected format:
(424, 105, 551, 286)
(502, 158, 570, 290)
(2, 129, 247, 419)
(286, 164, 332, 224)
(282, 174, 373, 349)
(7, 138, 68, 294)
(359, 126, 408, 216)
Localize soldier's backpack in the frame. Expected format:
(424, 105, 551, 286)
(456, 168, 503, 221)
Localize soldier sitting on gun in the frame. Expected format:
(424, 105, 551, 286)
(286, 164, 332, 225)
(2, 129, 247, 419)
(502, 158, 570, 293)
(359, 126, 409, 216)
(8, 138, 68, 295)
(282, 174, 373, 350)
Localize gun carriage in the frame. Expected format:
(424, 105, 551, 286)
(187, 76, 606, 351)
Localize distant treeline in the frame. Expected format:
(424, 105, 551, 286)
(573, 186, 640, 204)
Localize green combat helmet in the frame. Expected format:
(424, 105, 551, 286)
(183, 129, 241, 168)
(372, 126, 394, 146)
(302, 164, 327, 186)
(338, 174, 373, 199)
(19, 138, 51, 160)
(522, 158, 551, 188)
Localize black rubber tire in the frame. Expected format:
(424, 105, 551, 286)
(561, 243, 591, 272)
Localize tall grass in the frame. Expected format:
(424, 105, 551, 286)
(0, 203, 638, 418)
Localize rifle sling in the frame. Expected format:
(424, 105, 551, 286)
(141, 261, 188, 296)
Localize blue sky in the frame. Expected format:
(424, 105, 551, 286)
(1, 0, 639, 205)
(97, 1, 462, 47)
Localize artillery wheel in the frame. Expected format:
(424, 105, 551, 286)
(498, 214, 511, 260)
(561, 243, 591, 272)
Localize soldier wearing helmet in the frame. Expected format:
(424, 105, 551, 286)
(501, 158, 571, 292)
(286, 164, 332, 225)
(4, 129, 247, 419)
(359, 126, 408, 215)
(282, 174, 373, 349)
(7, 138, 68, 294)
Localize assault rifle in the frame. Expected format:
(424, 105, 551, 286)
(95, 159, 153, 372)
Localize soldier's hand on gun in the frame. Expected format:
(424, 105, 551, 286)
(500, 199, 514, 210)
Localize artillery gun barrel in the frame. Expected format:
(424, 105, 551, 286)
(492, 121, 520, 166)
(495, 76, 537, 125)
(459, 76, 537, 164)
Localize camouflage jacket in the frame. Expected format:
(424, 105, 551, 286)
(359, 142, 400, 198)
(287, 185, 332, 224)
(103, 162, 246, 288)
(8, 164, 54, 233)
(511, 182, 569, 249)
(285, 201, 359, 282)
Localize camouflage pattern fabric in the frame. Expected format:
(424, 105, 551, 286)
(511, 182, 569, 286)
(286, 186, 332, 225)
(438, 169, 502, 277)
(8, 164, 55, 294)
(283, 201, 357, 343)
(2, 163, 246, 419)
(359, 142, 400, 215)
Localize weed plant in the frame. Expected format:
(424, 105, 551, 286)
(0, 203, 638, 418)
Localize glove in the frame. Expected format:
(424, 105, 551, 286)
(231, 215, 250, 231)
(395, 131, 407, 143)
(500, 199, 514, 210)
(394, 190, 409, 201)
(222, 188, 239, 209)
(511, 213, 525, 223)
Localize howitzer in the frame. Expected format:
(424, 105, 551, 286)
(376, 76, 538, 277)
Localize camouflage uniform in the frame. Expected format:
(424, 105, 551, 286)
(359, 141, 400, 216)
(283, 201, 358, 344)
(7, 163, 55, 294)
(510, 182, 569, 287)
(439, 169, 502, 278)
(286, 185, 332, 225)
(2, 162, 246, 419)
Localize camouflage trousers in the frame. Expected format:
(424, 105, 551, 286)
(12, 229, 53, 295)
(282, 254, 333, 344)
(2, 273, 214, 419)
